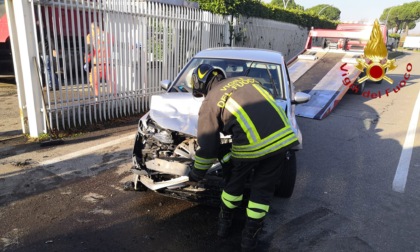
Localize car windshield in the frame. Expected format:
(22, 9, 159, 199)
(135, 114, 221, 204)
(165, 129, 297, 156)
(169, 58, 284, 99)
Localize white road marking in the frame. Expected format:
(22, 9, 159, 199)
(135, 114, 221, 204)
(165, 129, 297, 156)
(392, 90, 420, 193)
(40, 134, 135, 166)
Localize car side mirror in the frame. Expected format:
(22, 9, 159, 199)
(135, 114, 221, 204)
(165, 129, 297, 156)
(292, 92, 311, 104)
(160, 80, 172, 90)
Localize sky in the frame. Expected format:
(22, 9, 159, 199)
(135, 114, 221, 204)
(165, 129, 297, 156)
(261, 0, 420, 34)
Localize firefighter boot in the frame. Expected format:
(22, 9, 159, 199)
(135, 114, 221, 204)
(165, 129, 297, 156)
(241, 218, 263, 252)
(217, 205, 233, 238)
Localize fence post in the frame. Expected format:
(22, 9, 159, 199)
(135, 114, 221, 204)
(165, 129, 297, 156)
(201, 11, 210, 49)
(224, 17, 230, 47)
(5, 0, 28, 134)
(140, 3, 148, 109)
(7, 0, 44, 137)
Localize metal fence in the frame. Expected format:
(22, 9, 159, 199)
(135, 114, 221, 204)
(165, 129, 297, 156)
(6, 0, 307, 136)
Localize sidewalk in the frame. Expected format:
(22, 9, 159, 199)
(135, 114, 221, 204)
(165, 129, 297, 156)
(0, 74, 139, 196)
(0, 75, 21, 142)
(0, 74, 140, 143)
(0, 74, 140, 178)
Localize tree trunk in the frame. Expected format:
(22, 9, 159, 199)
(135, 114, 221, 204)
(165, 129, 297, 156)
(283, 0, 290, 9)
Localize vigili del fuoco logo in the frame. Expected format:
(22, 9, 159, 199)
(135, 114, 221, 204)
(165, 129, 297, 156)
(355, 19, 397, 84)
(342, 19, 413, 99)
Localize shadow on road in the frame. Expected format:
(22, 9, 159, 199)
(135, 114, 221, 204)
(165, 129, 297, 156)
(0, 145, 247, 252)
(263, 73, 419, 251)
(0, 74, 15, 84)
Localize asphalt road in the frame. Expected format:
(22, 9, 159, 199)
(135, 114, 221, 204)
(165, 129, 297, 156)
(0, 52, 419, 252)
(261, 51, 420, 251)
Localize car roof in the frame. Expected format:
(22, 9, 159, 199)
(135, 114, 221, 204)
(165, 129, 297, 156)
(194, 47, 285, 64)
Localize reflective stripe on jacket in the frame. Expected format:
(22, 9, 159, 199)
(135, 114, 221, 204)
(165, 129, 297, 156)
(194, 76, 299, 170)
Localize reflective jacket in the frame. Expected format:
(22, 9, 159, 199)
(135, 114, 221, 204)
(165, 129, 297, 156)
(193, 76, 299, 171)
(86, 27, 112, 65)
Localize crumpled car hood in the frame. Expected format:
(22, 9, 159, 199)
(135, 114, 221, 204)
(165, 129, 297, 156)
(149, 93, 204, 137)
(148, 92, 288, 137)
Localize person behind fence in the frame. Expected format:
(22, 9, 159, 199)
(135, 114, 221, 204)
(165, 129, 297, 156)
(85, 22, 114, 97)
(188, 64, 299, 251)
(41, 39, 59, 91)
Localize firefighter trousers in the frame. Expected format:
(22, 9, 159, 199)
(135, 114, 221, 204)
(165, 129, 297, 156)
(221, 152, 286, 219)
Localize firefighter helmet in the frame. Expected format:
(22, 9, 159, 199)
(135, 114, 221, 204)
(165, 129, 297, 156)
(192, 64, 226, 97)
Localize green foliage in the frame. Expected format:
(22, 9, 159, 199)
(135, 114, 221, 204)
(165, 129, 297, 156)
(270, 0, 304, 10)
(407, 21, 417, 30)
(379, 1, 420, 33)
(389, 33, 401, 39)
(305, 4, 341, 21)
(196, 0, 258, 17)
(195, 0, 338, 29)
(37, 133, 51, 142)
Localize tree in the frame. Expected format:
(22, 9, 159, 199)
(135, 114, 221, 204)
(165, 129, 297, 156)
(379, 1, 420, 34)
(305, 4, 341, 21)
(194, 0, 338, 30)
(270, 0, 304, 10)
(195, 0, 257, 17)
(195, 0, 261, 46)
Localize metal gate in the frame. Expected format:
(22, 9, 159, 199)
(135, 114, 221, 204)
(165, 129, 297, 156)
(6, 0, 227, 135)
(5, 0, 306, 137)
(35, 0, 227, 131)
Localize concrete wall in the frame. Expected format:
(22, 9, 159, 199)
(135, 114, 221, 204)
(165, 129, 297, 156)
(234, 16, 309, 62)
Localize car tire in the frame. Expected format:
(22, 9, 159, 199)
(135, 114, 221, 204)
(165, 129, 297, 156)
(274, 151, 297, 198)
(356, 80, 365, 95)
(355, 74, 366, 95)
(348, 72, 366, 95)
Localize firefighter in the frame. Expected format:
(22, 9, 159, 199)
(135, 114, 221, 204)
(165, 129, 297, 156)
(188, 64, 299, 251)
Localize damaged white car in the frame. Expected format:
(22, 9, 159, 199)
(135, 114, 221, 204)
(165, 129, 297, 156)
(129, 48, 310, 205)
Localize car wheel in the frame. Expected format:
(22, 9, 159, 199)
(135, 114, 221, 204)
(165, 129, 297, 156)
(274, 151, 297, 198)
(356, 80, 365, 95)
(354, 74, 366, 95)
(348, 72, 366, 95)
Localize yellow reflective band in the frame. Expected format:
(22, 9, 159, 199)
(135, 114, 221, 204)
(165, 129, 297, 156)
(222, 190, 243, 202)
(195, 155, 216, 165)
(222, 197, 237, 209)
(253, 84, 288, 123)
(232, 127, 293, 151)
(194, 162, 212, 170)
(198, 69, 208, 79)
(232, 133, 298, 159)
(248, 201, 270, 212)
(221, 190, 243, 209)
(246, 208, 266, 219)
(221, 152, 231, 164)
(194, 155, 216, 170)
(234, 133, 298, 158)
(225, 98, 260, 143)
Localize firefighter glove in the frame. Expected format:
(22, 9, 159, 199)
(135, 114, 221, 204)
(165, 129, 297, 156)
(189, 167, 207, 182)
